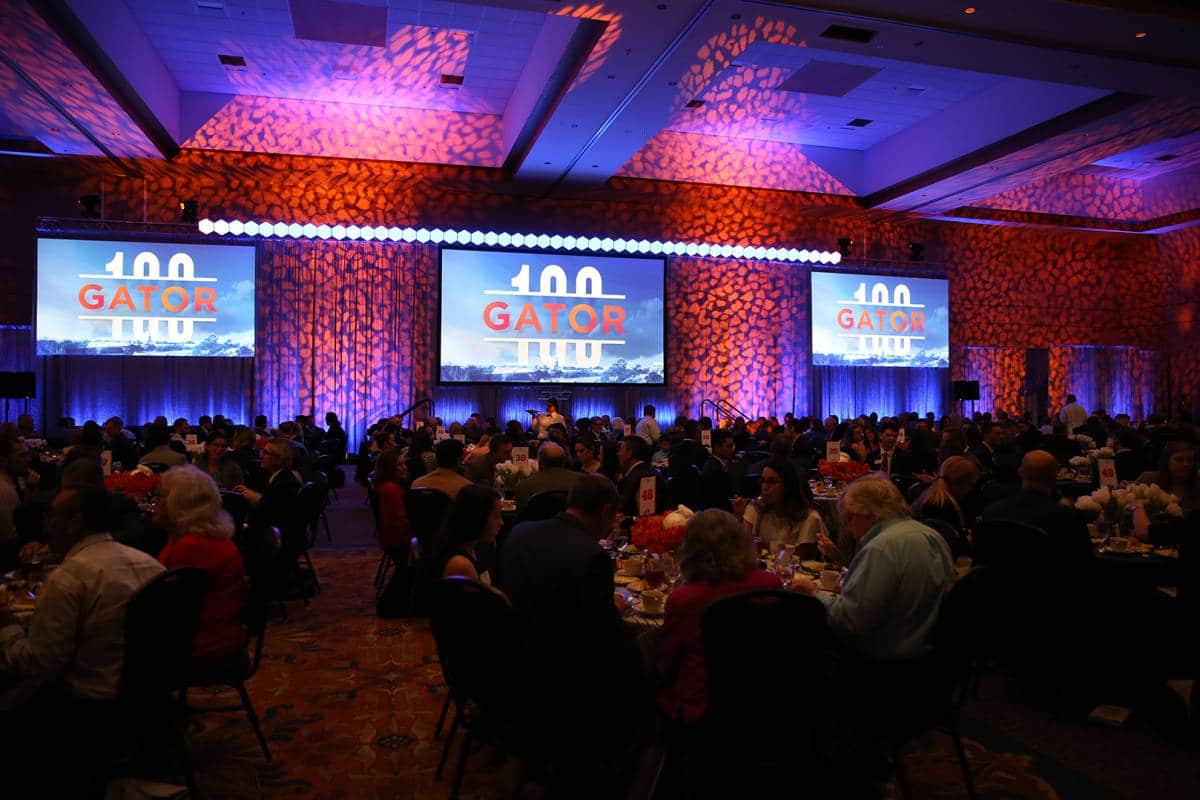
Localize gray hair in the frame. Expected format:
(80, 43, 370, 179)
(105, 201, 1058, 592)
(678, 509, 757, 585)
(838, 473, 910, 525)
(265, 437, 295, 468)
(161, 465, 234, 539)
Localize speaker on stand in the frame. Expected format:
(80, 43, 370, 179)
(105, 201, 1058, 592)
(0, 371, 36, 426)
(952, 379, 980, 419)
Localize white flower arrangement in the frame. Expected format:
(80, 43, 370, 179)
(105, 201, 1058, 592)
(1074, 482, 1183, 520)
(1069, 456, 1091, 468)
(1073, 434, 1096, 449)
(494, 459, 538, 491)
(663, 505, 695, 529)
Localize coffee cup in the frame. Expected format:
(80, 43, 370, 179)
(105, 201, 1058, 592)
(619, 556, 645, 577)
(820, 570, 840, 592)
(640, 589, 665, 613)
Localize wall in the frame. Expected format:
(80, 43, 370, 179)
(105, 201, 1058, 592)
(0, 149, 1175, 437)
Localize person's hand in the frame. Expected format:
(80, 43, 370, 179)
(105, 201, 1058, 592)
(234, 485, 263, 505)
(791, 576, 818, 595)
(613, 592, 631, 613)
(913, 472, 936, 485)
(18, 542, 48, 563)
(1130, 500, 1151, 539)
(816, 532, 840, 560)
(731, 495, 748, 518)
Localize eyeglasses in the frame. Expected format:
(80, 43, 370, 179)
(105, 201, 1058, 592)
(760, 477, 783, 486)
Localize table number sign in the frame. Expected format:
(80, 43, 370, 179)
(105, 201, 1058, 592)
(512, 447, 530, 464)
(639, 476, 657, 516)
(826, 441, 841, 460)
(186, 433, 198, 447)
(897, 428, 906, 443)
(452, 434, 466, 443)
(1097, 458, 1117, 488)
(700, 430, 711, 451)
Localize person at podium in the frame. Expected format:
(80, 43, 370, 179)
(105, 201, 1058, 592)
(533, 399, 565, 441)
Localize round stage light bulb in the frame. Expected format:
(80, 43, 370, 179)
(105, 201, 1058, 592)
(245, 221, 260, 236)
(229, 220, 246, 235)
(303, 224, 317, 238)
(829, 250, 842, 264)
(213, 220, 230, 235)
(401, 228, 417, 242)
(498, 232, 511, 246)
(198, 219, 215, 234)
(316, 225, 331, 239)
(550, 235, 563, 249)
(387, 227, 402, 241)
(288, 223, 303, 238)
(330, 225, 346, 240)
(485, 232, 498, 246)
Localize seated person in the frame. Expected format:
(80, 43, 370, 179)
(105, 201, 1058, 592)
(435, 484, 501, 585)
(733, 459, 825, 559)
(138, 424, 187, 468)
(0, 486, 164, 793)
(794, 475, 953, 662)
(410, 438, 472, 498)
(617, 436, 669, 516)
(514, 442, 579, 514)
(699, 429, 737, 511)
(463, 434, 512, 485)
(156, 466, 247, 668)
(228, 428, 260, 483)
(63, 422, 104, 465)
(373, 448, 411, 556)
(102, 416, 139, 471)
(980, 450, 1093, 570)
(234, 438, 303, 549)
(61, 459, 155, 554)
(657, 509, 780, 723)
(1136, 441, 1198, 513)
(193, 433, 246, 490)
(910, 456, 979, 555)
(866, 422, 908, 477)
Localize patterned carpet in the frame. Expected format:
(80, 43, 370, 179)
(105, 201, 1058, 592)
(178, 543, 1128, 800)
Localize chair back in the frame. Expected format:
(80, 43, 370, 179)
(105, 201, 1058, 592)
(405, 487, 453, 557)
(933, 567, 998, 703)
(122, 567, 208, 701)
(971, 519, 1051, 580)
(519, 489, 568, 524)
(669, 464, 703, 510)
(701, 590, 833, 751)
(430, 576, 513, 716)
(221, 490, 250, 533)
(743, 450, 771, 466)
(296, 480, 328, 547)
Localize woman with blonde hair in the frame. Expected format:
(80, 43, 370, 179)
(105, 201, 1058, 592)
(157, 465, 247, 667)
(911, 455, 978, 554)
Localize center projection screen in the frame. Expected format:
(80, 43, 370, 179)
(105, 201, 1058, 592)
(811, 271, 949, 368)
(439, 247, 665, 384)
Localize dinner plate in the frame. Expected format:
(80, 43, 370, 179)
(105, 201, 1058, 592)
(800, 560, 825, 573)
(635, 603, 664, 617)
(613, 575, 637, 586)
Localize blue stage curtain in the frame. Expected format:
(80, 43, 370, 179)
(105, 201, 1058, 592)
(0, 325, 37, 427)
(1056, 345, 1162, 418)
(433, 386, 677, 431)
(812, 365, 949, 420)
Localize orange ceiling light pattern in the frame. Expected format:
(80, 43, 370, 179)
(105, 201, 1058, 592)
(680, 16, 802, 100)
(555, 3, 624, 90)
(183, 95, 505, 167)
(617, 129, 854, 195)
(977, 171, 1146, 221)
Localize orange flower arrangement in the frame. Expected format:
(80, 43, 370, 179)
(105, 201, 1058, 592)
(630, 514, 685, 554)
(817, 460, 870, 482)
(104, 471, 161, 501)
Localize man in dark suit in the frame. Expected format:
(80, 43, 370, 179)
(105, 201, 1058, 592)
(867, 422, 908, 478)
(970, 422, 1002, 479)
(617, 435, 669, 516)
(700, 428, 736, 510)
(235, 437, 303, 550)
(498, 475, 642, 796)
(1042, 421, 1083, 465)
(980, 450, 1093, 569)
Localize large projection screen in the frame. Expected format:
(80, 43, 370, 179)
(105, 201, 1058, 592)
(37, 238, 256, 357)
(811, 271, 949, 368)
(439, 247, 665, 384)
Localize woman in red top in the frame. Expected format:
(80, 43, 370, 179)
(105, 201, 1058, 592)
(656, 509, 780, 723)
(374, 447, 411, 557)
(157, 465, 247, 668)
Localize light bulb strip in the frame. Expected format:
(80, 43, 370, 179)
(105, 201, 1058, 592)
(196, 218, 843, 265)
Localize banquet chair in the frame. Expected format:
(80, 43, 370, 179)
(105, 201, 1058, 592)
(697, 590, 835, 795)
(517, 489, 569, 524)
(118, 567, 208, 796)
(220, 490, 250, 534)
(430, 576, 523, 800)
(182, 560, 274, 762)
(878, 568, 989, 800)
(403, 488, 454, 615)
(291, 481, 327, 598)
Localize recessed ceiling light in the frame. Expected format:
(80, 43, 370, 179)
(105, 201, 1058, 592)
(846, 118, 873, 127)
(1135, 31, 1148, 39)
(686, 99, 705, 109)
(964, 6, 976, 14)
(439, 74, 464, 86)
(218, 54, 246, 67)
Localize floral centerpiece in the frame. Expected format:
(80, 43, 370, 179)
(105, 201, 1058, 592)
(631, 505, 692, 554)
(104, 469, 160, 501)
(1075, 483, 1183, 532)
(817, 460, 870, 483)
(494, 459, 537, 493)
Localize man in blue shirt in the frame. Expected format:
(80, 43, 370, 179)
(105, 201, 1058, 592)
(795, 474, 954, 661)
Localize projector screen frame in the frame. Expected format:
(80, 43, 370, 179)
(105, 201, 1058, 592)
(34, 232, 258, 359)
(808, 267, 950, 370)
(436, 244, 668, 387)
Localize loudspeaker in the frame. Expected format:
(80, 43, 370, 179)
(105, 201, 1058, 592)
(0, 371, 35, 399)
(952, 380, 980, 401)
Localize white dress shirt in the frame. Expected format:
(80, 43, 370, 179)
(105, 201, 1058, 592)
(0, 534, 164, 700)
(636, 416, 661, 445)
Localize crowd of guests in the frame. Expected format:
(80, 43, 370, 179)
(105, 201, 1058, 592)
(1, 396, 1197, 796)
